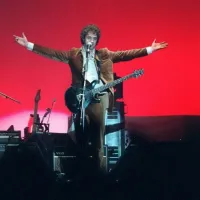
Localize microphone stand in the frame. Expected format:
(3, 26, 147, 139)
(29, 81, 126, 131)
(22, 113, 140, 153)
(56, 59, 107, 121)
(0, 91, 21, 104)
(47, 99, 56, 125)
(80, 47, 90, 132)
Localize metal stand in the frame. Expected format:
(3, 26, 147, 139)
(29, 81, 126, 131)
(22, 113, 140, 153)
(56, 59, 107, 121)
(47, 98, 56, 125)
(38, 99, 56, 133)
(80, 48, 90, 132)
(0, 91, 20, 104)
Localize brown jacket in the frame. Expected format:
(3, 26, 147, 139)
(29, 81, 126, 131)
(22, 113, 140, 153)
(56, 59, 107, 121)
(32, 44, 148, 111)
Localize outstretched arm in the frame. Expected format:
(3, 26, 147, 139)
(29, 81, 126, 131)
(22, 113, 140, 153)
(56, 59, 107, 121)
(108, 39, 168, 63)
(13, 33, 69, 63)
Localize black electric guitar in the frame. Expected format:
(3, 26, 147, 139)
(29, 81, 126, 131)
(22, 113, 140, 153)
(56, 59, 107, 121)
(64, 68, 144, 113)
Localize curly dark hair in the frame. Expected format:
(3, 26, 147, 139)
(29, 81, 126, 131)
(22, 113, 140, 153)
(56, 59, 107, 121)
(80, 24, 101, 45)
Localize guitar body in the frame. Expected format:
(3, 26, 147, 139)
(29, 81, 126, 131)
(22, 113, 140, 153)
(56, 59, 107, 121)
(64, 81, 101, 113)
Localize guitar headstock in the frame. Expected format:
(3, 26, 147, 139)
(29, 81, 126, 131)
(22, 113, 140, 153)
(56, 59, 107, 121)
(132, 68, 144, 78)
(34, 89, 41, 103)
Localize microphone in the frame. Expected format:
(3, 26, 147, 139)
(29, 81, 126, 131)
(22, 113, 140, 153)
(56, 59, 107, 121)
(52, 98, 56, 106)
(86, 42, 92, 53)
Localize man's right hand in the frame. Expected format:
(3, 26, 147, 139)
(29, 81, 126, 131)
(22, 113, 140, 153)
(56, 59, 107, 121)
(13, 33, 28, 47)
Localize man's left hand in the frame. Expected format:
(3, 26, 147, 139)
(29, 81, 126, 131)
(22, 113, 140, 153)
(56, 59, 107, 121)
(151, 39, 168, 52)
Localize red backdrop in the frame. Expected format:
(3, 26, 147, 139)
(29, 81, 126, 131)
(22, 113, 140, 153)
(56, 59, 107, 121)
(0, 0, 200, 134)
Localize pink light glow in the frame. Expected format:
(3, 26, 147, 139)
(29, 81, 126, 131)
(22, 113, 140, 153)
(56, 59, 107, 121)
(0, 111, 69, 137)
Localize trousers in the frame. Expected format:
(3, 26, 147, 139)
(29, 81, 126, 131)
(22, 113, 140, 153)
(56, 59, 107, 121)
(74, 92, 109, 171)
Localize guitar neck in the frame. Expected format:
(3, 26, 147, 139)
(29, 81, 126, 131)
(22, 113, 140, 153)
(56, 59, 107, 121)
(90, 73, 136, 94)
(32, 104, 39, 133)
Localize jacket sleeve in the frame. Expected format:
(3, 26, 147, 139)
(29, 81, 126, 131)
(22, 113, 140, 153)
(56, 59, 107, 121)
(107, 48, 148, 63)
(32, 44, 70, 63)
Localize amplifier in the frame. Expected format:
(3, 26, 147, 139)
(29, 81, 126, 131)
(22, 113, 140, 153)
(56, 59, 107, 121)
(53, 145, 109, 174)
(0, 143, 19, 160)
(53, 146, 77, 175)
(0, 131, 21, 144)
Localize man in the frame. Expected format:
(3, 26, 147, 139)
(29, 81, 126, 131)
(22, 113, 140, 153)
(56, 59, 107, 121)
(14, 24, 168, 171)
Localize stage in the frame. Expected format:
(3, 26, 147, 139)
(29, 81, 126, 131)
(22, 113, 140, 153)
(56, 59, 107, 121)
(0, 115, 200, 200)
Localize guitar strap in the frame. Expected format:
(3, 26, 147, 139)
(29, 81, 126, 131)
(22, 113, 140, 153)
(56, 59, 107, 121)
(95, 50, 101, 83)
